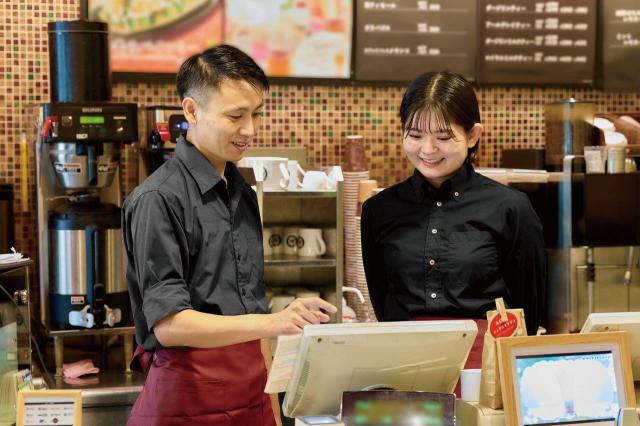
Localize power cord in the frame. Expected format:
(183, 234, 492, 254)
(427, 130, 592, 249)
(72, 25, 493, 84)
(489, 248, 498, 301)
(0, 281, 53, 384)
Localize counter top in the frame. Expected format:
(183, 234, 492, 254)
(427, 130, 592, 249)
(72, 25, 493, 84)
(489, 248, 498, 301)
(44, 370, 145, 407)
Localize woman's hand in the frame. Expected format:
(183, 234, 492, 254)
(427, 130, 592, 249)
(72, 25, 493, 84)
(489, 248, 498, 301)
(265, 297, 337, 337)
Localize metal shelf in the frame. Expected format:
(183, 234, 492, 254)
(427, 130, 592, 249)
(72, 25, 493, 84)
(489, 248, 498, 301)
(49, 326, 135, 338)
(254, 166, 344, 322)
(265, 254, 337, 267)
(263, 190, 338, 198)
(49, 326, 136, 377)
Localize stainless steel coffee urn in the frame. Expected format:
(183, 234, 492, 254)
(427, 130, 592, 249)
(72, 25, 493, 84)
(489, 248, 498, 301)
(48, 197, 126, 329)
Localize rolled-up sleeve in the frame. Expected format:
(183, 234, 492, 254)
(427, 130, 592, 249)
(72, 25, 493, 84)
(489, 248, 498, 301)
(124, 190, 192, 331)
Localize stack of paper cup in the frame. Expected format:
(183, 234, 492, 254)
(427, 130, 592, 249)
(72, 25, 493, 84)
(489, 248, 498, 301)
(343, 170, 375, 321)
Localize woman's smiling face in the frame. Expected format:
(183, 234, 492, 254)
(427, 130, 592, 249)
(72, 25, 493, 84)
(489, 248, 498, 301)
(403, 111, 482, 188)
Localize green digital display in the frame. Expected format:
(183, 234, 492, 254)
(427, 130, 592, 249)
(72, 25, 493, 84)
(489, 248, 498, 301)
(79, 116, 105, 124)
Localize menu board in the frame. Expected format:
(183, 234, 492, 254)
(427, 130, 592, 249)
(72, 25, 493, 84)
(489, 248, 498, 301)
(600, 0, 640, 91)
(89, 0, 353, 79)
(354, 0, 477, 82)
(478, 0, 597, 84)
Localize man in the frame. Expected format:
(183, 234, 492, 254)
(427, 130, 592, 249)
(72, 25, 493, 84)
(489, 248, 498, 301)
(123, 45, 336, 425)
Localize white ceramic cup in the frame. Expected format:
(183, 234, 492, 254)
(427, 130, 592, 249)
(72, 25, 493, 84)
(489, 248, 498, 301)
(283, 226, 300, 256)
(268, 295, 295, 313)
(297, 228, 326, 257)
(284, 160, 306, 191)
(237, 157, 289, 191)
(263, 226, 284, 256)
(325, 165, 343, 183)
(323, 228, 337, 257)
(460, 368, 482, 402)
(299, 170, 336, 190)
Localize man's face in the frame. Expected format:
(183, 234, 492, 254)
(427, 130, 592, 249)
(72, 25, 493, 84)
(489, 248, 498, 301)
(185, 79, 264, 167)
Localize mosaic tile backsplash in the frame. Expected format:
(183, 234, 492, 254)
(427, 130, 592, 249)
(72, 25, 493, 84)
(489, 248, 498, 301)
(1, 1, 640, 308)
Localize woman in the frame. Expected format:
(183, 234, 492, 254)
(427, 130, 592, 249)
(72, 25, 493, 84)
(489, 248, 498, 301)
(361, 71, 545, 367)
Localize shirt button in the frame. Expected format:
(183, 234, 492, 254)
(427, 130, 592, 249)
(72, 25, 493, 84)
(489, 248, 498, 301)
(431, 228, 437, 234)
(429, 259, 436, 266)
(454, 191, 460, 197)
(436, 201, 442, 207)
(430, 293, 437, 299)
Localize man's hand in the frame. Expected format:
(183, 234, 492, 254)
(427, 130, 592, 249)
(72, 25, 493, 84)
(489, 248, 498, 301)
(265, 297, 337, 337)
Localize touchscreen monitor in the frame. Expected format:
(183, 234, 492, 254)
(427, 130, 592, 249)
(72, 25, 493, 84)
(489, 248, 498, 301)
(497, 332, 635, 426)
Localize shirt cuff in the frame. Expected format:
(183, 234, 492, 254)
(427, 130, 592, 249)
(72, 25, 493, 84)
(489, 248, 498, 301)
(142, 278, 192, 331)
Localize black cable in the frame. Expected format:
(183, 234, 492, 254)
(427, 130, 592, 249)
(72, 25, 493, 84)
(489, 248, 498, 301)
(0, 281, 53, 384)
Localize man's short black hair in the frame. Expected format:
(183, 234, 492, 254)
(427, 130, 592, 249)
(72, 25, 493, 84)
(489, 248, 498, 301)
(176, 44, 269, 101)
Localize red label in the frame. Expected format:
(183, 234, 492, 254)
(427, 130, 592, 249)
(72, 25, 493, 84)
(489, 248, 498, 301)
(489, 312, 519, 337)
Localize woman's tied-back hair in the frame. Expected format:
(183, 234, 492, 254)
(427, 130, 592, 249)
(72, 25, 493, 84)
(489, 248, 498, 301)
(176, 44, 269, 102)
(400, 71, 481, 160)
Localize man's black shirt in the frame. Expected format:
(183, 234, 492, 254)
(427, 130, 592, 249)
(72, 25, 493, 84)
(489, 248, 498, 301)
(122, 136, 267, 350)
(361, 163, 545, 335)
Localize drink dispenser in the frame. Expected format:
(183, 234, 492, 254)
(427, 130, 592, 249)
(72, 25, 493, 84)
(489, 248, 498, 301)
(48, 198, 125, 328)
(38, 102, 138, 329)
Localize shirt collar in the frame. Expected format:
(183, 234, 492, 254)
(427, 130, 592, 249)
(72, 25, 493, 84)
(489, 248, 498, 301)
(410, 161, 475, 202)
(176, 135, 241, 195)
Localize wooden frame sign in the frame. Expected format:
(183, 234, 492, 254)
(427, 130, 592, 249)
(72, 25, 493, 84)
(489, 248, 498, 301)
(16, 390, 82, 426)
(497, 331, 635, 426)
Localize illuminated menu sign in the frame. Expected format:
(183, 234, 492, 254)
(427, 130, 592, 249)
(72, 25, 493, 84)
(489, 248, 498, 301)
(90, 0, 353, 79)
(600, 0, 640, 91)
(478, 0, 597, 84)
(354, 0, 477, 82)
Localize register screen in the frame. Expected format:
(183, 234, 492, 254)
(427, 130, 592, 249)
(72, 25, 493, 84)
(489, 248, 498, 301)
(515, 351, 620, 425)
(349, 399, 446, 426)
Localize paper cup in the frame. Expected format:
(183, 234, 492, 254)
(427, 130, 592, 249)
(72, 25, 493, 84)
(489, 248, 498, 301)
(460, 368, 482, 402)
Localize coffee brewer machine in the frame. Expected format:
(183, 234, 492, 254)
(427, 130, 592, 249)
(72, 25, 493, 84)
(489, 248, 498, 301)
(36, 21, 138, 330)
(37, 103, 137, 330)
(544, 98, 640, 333)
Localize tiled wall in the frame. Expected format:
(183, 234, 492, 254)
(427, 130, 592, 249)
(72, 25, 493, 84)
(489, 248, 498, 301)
(2, 0, 640, 311)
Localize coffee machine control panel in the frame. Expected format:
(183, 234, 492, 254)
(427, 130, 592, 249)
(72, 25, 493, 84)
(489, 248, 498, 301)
(42, 102, 138, 143)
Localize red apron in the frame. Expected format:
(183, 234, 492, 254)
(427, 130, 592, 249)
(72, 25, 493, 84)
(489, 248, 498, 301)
(127, 340, 276, 426)
(412, 316, 487, 397)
